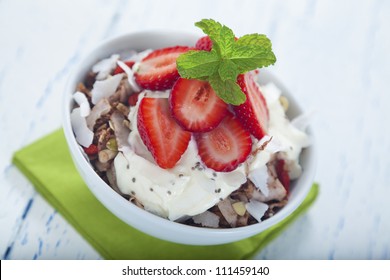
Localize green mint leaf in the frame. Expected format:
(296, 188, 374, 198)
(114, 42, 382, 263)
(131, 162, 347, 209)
(216, 25, 235, 57)
(232, 33, 276, 72)
(177, 19, 277, 105)
(177, 50, 220, 79)
(195, 19, 235, 57)
(218, 59, 239, 81)
(208, 73, 246, 105)
(236, 33, 272, 49)
(231, 45, 276, 73)
(215, 25, 234, 58)
(195, 19, 222, 41)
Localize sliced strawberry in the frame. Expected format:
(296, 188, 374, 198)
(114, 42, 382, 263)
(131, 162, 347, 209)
(195, 112, 252, 172)
(170, 78, 228, 132)
(276, 159, 290, 193)
(134, 46, 191, 90)
(137, 97, 191, 169)
(234, 73, 269, 140)
(195, 36, 213, 51)
(113, 60, 135, 75)
(128, 92, 141, 107)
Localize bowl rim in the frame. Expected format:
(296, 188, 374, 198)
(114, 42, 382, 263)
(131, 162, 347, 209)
(62, 30, 317, 245)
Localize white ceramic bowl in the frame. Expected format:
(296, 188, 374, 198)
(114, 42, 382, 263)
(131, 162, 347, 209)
(63, 31, 316, 245)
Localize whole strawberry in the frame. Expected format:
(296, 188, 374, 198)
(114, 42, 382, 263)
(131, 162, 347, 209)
(195, 36, 213, 51)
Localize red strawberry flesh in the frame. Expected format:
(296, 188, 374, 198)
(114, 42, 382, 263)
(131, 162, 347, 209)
(170, 78, 228, 132)
(135, 46, 191, 90)
(276, 159, 290, 192)
(128, 92, 141, 107)
(195, 113, 252, 172)
(195, 36, 213, 51)
(234, 73, 269, 140)
(83, 144, 98, 155)
(113, 60, 135, 75)
(137, 97, 191, 169)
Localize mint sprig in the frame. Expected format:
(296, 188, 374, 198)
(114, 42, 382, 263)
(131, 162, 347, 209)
(177, 19, 276, 105)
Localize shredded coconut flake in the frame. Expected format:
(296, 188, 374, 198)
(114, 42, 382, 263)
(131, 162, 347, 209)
(245, 199, 269, 223)
(70, 108, 93, 147)
(110, 111, 130, 149)
(86, 98, 111, 130)
(218, 199, 237, 227)
(91, 74, 123, 104)
(92, 54, 120, 80)
(128, 49, 153, 62)
(262, 179, 287, 202)
(72, 91, 90, 117)
(248, 165, 269, 196)
(116, 60, 141, 92)
(192, 211, 220, 228)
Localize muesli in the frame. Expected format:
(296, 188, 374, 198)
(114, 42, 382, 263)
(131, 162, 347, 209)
(70, 19, 310, 228)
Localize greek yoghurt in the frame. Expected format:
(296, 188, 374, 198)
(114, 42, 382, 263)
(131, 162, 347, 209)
(113, 81, 309, 221)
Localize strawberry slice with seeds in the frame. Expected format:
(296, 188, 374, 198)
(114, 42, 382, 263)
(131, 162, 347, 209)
(195, 36, 213, 51)
(137, 97, 191, 169)
(234, 73, 269, 140)
(113, 60, 135, 75)
(276, 159, 290, 193)
(170, 78, 228, 132)
(134, 46, 191, 90)
(195, 112, 252, 172)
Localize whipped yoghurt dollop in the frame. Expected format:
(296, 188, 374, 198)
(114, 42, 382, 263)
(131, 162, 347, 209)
(114, 82, 310, 221)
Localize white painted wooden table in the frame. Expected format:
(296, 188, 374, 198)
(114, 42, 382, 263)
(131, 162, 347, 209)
(1, 0, 389, 260)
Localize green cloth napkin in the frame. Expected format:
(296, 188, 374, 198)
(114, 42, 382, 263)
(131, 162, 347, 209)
(12, 129, 318, 260)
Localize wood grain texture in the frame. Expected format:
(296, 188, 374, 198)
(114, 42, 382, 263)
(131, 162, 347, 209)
(1, 0, 389, 259)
